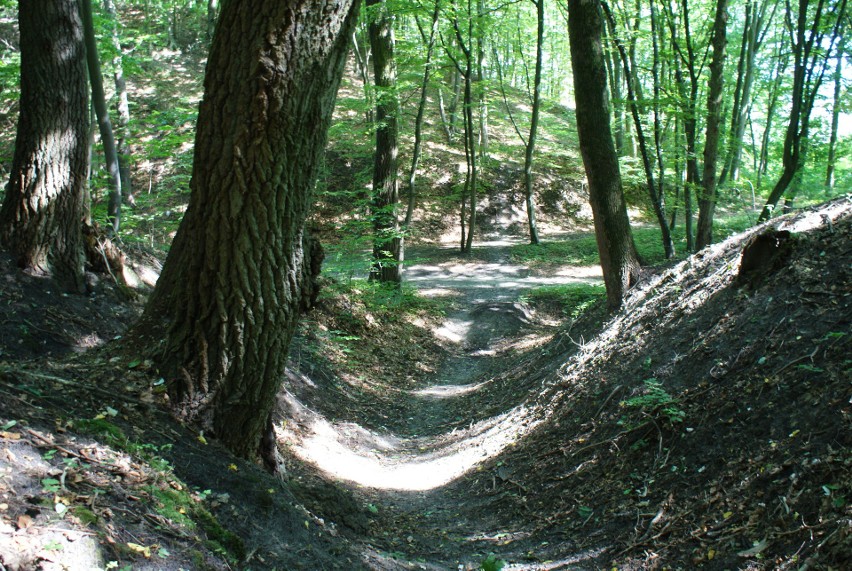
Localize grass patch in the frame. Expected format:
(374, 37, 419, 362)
(522, 283, 605, 319)
(320, 278, 448, 319)
(510, 236, 600, 268)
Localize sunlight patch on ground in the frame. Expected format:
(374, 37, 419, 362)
(282, 392, 546, 491)
(412, 381, 488, 399)
(433, 317, 473, 344)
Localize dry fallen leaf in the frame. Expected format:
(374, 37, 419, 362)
(17, 514, 33, 529)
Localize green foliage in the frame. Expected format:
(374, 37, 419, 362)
(510, 237, 600, 268)
(522, 283, 605, 319)
(623, 378, 686, 425)
(321, 278, 445, 319)
(480, 553, 506, 571)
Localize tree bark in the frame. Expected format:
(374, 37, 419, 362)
(759, 0, 847, 222)
(568, 0, 640, 311)
(135, 0, 360, 461)
(0, 0, 89, 293)
(405, 0, 442, 229)
(602, 1, 674, 259)
(696, 0, 728, 250)
(103, 0, 134, 209)
(825, 34, 844, 190)
(523, 0, 544, 245)
(81, 0, 123, 232)
(367, 0, 402, 283)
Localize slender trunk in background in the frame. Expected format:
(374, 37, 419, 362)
(475, 0, 489, 162)
(135, 0, 360, 462)
(206, 0, 218, 40)
(367, 0, 402, 283)
(568, 0, 641, 310)
(81, 0, 123, 232)
(0, 0, 89, 293)
(406, 0, 441, 228)
(696, 0, 728, 250)
(352, 24, 374, 124)
(103, 0, 135, 208)
(523, 0, 544, 245)
(602, 1, 674, 259)
(759, 0, 847, 222)
(825, 35, 844, 190)
(758, 47, 786, 188)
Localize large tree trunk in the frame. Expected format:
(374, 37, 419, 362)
(568, 0, 640, 311)
(695, 0, 728, 250)
(367, 0, 401, 283)
(0, 0, 89, 293)
(135, 0, 359, 461)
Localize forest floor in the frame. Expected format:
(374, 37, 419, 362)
(0, 198, 850, 570)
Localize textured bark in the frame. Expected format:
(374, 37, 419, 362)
(696, 0, 728, 250)
(136, 0, 360, 459)
(568, 0, 640, 311)
(367, 0, 401, 283)
(0, 0, 89, 293)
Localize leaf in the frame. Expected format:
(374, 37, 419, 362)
(0, 431, 20, 440)
(127, 542, 152, 558)
(127, 359, 142, 369)
(367, 503, 379, 514)
(1, 420, 17, 430)
(737, 538, 769, 557)
(105, 407, 119, 417)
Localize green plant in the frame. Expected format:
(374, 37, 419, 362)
(523, 283, 605, 318)
(480, 553, 506, 571)
(623, 378, 686, 425)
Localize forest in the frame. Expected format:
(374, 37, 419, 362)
(0, 0, 849, 569)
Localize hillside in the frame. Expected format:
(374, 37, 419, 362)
(1, 197, 849, 569)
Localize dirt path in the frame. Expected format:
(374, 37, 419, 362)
(285, 235, 603, 568)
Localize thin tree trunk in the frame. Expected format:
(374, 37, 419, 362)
(523, 0, 544, 245)
(568, 0, 641, 310)
(696, 0, 728, 250)
(135, 0, 360, 461)
(759, 0, 846, 221)
(81, 0, 123, 233)
(103, 0, 134, 208)
(405, 0, 441, 229)
(206, 0, 218, 39)
(367, 0, 401, 283)
(602, 1, 674, 259)
(825, 35, 844, 190)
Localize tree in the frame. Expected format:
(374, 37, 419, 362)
(695, 0, 727, 250)
(0, 0, 89, 294)
(758, 0, 847, 221)
(134, 0, 360, 463)
(824, 34, 845, 190)
(81, 0, 123, 232)
(102, 0, 135, 210)
(522, 0, 544, 245)
(367, 0, 402, 283)
(568, 0, 640, 310)
(405, 0, 442, 229)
